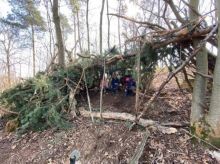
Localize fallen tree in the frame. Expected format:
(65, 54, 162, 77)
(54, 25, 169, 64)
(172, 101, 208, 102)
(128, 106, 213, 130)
(80, 109, 188, 131)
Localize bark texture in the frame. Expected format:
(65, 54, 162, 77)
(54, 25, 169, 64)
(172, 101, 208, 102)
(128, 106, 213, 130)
(190, 0, 208, 125)
(207, 0, 220, 138)
(52, 0, 65, 67)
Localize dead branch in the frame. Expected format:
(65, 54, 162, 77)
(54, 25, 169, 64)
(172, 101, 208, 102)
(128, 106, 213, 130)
(45, 52, 58, 74)
(65, 40, 79, 62)
(83, 69, 94, 122)
(129, 130, 150, 164)
(193, 71, 213, 79)
(164, 0, 186, 24)
(106, 53, 136, 65)
(162, 3, 172, 30)
(108, 13, 165, 30)
(161, 122, 189, 128)
(0, 107, 19, 115)
(183, 67, 193, 90)
(153, 26, 214, 49)
(180, 0, 201, 17)
(76, 53, 97, 59)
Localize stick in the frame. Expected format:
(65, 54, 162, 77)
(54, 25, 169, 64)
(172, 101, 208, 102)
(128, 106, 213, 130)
(0, 107, 19, 115)
(129, 130, 150, 164)
(45, 52, 58, 74)
(108, 13, 165, 30)
(83, 70, 94, 122)
(193, 71, 213, 79)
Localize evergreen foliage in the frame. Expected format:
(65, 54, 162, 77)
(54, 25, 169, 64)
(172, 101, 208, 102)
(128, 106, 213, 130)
(0, 66, 83, 133)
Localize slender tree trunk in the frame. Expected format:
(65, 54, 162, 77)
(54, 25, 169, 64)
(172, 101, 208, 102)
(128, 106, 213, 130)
(31, 24, 36, 76)
(99, 0, 106, 117)
(206, 0, 220, 138)
(158, 0, 160, 25)
(86, 0, 90, 53)
(106, 0, 110, 49)
(190, 0, 208, 125)
(74, 15, 77, 57)
(76, 11, 82, 53)
(118, 0, 122, 54)
(99, 0, 105, 55)
(135, 50, 140, 114)
(52, 0, 65, 67)
(6, 51, 10, 85)
(44, 0, 53, 58)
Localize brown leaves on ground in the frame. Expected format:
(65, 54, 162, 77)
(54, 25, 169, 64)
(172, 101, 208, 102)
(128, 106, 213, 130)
(0, 86, 218, 163)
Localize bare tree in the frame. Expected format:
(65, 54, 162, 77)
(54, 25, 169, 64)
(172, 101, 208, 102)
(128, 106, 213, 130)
(0, 22, 21, 85)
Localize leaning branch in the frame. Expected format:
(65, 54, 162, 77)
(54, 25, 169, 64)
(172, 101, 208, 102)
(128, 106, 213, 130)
(193, 71, 213, 79)
(108, 13, 165, 30)
(129, 130, 150, 164)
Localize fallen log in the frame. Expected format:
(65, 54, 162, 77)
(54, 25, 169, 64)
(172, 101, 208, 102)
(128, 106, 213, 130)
(80, 109, 156, 128)
(80, 110, 186, 134)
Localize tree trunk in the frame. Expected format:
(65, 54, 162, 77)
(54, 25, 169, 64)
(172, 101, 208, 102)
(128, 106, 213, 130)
(206, 0, 220, 138)
(106, 0, 110, 49)
(31, 24, 36, 76)
(52, 0, 65, 68)
(74, 15, 77, 57)
(135, 50, 140, 114)
(6, 50, 11, 85)
(118, 0, 122, 54)
(99, 0, 105, 55)
(99, 0, 106, 117)
(86, 0, 90, 53)
(158, 0, 160, 25)
(76, 11, 82, 53)
(190, 0, 208, 125)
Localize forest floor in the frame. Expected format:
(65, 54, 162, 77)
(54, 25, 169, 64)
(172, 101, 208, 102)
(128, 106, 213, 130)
(0, 72, 218, 163)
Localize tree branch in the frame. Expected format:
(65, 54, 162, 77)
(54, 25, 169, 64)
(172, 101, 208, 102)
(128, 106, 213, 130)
(108, 13, 166, 30)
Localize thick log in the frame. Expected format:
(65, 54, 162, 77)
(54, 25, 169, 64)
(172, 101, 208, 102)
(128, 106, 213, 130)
(80, 110, 181, 134)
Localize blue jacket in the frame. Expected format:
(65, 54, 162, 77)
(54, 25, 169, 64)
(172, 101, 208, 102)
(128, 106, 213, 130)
(111, 78, 119, 89)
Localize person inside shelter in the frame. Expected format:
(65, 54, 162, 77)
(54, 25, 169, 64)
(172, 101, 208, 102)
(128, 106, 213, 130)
(111, 73, 120, 94)
(124, 75, 136, 96)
